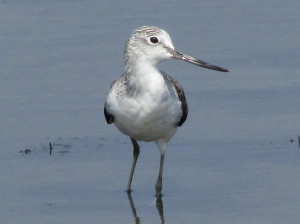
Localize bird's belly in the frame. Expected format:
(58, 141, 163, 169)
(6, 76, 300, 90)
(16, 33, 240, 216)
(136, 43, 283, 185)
(114, 94, 181, 142)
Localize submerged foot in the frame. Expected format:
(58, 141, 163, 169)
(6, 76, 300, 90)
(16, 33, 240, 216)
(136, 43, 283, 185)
(155, 185, 162, 197)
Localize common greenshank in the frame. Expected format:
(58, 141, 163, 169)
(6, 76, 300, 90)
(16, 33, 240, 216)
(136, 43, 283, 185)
(104, 26, 228, 196)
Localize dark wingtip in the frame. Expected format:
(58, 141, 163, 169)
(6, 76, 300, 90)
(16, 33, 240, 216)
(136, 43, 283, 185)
(104, 107, 114, 124)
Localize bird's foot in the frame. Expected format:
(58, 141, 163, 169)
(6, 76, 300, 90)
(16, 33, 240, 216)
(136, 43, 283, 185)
(126, 188, 132, 194)
(155, 185, 162, 197)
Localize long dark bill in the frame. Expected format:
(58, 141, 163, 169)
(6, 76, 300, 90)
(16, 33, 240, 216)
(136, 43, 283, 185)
(171, 50, 228, 72)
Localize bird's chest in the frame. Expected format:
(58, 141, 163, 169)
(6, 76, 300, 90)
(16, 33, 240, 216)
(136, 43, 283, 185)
(113, 76, 181, 140)
(127, 80, 179, 123)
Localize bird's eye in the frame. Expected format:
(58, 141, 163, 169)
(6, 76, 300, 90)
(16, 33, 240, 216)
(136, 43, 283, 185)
(150, 36, 158, 44)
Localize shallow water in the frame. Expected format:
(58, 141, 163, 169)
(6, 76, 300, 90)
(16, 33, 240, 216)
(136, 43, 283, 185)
(1, 0, 300, 223)
(1, 137, 299, 223)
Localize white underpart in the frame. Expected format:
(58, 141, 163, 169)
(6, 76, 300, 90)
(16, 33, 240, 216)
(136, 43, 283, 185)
(106, 64, 181, 153)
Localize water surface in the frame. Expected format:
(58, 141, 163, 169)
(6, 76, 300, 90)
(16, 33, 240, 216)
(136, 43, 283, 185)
(1, 0, 300, 223)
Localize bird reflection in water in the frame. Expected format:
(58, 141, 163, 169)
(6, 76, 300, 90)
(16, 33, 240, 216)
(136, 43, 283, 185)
(127, 192, 165, 224)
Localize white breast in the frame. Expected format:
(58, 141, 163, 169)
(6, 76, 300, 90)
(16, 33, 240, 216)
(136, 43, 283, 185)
(106, 70, 182, 142)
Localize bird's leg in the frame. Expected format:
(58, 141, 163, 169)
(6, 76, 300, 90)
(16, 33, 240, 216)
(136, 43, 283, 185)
(155, 153, 165, 196)
(127, 138, 140, 192)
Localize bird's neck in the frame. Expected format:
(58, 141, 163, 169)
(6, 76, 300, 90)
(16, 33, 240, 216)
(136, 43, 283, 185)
(125, 59, 159, 79)
(125, 60, 165, 94)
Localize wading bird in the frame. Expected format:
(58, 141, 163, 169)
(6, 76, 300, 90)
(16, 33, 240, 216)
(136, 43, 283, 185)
(104, 26, 228, 196)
